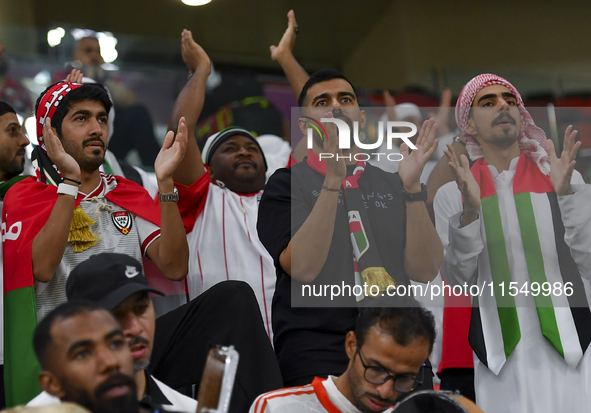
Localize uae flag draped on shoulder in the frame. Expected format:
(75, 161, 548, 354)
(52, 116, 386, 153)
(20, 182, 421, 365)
(2, 81, 161, 406)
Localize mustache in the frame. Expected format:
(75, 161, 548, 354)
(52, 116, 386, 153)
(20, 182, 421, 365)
(95, 373, 135, 399)
(128, 335, 150, 348)
(83, 137, 105, 148)
(492, 112, 516, 127)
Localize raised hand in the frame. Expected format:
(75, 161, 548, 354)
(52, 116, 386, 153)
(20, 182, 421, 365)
(155, 117, 189, 185)
(270, 10, 298, 63)
(383, 90, 398, 122)
(65, 69, 84, 83)
(429, 88, 452, 136)
(547, 125, 581, 196)
(322, 111, 346, 187)
(444, 143, 480, 216)
(398, 118, 439, 191)
(181, 29, 211, 75)
(43, 118, 81, 181)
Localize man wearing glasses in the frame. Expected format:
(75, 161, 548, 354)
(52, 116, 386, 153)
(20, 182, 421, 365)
(249, 305, 435, 413)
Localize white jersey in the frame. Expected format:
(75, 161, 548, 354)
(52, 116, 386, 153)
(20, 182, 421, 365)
(36, 174, 160, 320)
(250, 376, 393, 413)
(178, 171, 275, 338)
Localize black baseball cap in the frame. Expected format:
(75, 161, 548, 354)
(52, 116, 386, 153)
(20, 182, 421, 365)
(66, 253, 164, 310)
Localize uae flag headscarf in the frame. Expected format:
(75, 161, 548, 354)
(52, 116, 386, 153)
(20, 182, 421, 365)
(454, 74, 591, 374)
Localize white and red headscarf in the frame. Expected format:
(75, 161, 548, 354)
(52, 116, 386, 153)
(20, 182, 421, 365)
(455, 73, 550, 174)
(33, 81, 85, 184)
(36, 81, 83, 152)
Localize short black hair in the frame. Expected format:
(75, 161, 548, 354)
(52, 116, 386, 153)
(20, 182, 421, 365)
(355, 302, 436, 354)
(0, 100, 16, 117)
(297, 69, 358, 108)
(34, 82, 112, 138)
(33, 300, 108, 369)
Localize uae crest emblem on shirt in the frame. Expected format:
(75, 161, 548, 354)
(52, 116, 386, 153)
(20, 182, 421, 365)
(112, 211, 133, 235)
(348, 210, 369, 260)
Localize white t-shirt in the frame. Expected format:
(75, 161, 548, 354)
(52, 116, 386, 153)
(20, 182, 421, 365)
(35, 174, 160, 320)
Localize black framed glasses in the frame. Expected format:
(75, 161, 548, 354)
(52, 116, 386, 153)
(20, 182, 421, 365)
(356, 347, 423, 393)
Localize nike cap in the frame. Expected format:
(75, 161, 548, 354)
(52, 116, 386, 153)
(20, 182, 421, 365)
(66, 252, 164, 310)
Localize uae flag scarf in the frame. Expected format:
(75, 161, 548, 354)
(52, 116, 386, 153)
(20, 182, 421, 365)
(468, 153, 591, 375)
(306, 150, 398, 298)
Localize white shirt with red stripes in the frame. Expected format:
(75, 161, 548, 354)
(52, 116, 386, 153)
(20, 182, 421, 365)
(177, 170, 275, 339)
(249, 376, 394, 413)
(35, 174, 160, 320)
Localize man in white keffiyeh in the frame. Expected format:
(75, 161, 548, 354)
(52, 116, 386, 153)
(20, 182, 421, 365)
(434, 73, 591, 413)
(455, 73, 551, 174)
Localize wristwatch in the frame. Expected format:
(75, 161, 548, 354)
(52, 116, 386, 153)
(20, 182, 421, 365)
(159, 187, 179, 202)
(402, 183, 427, 202)
(453, 135, 467, 147)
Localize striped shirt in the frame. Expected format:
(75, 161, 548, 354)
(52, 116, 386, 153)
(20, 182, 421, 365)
(177, 169, 275, 339)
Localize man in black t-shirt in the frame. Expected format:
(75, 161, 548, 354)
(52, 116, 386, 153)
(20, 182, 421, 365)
(257, 69, 443, 386)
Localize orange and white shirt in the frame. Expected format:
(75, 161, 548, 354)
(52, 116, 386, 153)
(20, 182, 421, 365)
(249, 376, 394, 413)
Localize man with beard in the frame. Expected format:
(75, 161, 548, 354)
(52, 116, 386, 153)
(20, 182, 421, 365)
(30, 251, 281, 413)
(435, 73, 591, 412)
(169, 30, 275, 337)
(32, 300, 158, 413)
(2, 81, 189, 405)
(0, 101, 29, 187)
(256, 69, 443, 387)
(28, 253, 197, 412)
(250, 302, 435, 413)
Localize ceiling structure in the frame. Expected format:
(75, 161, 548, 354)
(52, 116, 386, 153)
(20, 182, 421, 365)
(3, 0, 591, 94)
(8, 0, 393, 73)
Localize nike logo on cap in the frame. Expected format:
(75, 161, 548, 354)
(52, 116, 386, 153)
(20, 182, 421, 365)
(125, 266, 139, 278)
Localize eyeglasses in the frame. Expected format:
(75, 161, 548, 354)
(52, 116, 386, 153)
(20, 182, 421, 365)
(356, 347, 423, 393)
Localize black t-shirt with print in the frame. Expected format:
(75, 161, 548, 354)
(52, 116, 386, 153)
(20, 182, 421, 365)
(257, 160, 408, 384)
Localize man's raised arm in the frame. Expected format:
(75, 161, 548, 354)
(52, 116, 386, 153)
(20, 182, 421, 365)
(279, 113, 345, 283)
(145, 117, 190, 281)
(270, 10, 309, 99)
(397, 119, 444, 282)
(170, 29, 211, 186)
